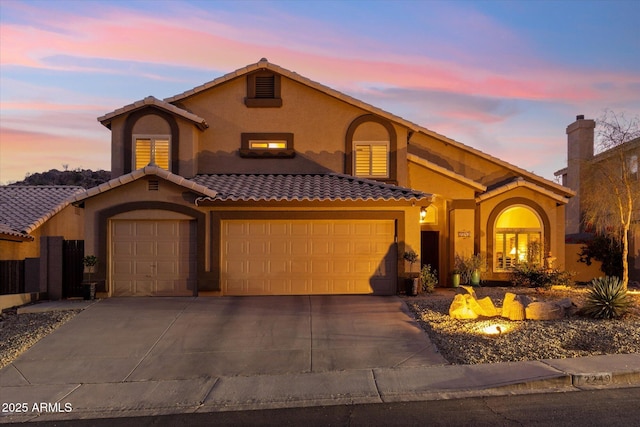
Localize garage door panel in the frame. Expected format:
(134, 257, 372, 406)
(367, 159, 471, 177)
(135, 241, 155, 257)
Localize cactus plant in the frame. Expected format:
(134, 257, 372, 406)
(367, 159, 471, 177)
(581, 276, 631, 319)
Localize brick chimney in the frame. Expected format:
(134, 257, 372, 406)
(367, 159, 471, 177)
(565, 115, 595, 234)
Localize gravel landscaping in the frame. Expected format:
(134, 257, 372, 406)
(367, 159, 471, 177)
(406, 286, 640, 365)
(0, 308, 80, 369)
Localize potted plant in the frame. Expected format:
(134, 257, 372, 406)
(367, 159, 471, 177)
(82, 255, 98, 300)
(451, 269, 461, 287)
(454, 253, 485, 286)
(403, 250, 420, 296)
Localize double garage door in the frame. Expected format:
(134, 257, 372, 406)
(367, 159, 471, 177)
(110, 218, 397, 296)
(221, 219, 397, 295)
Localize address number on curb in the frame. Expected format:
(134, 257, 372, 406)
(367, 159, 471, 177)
(573, 372, 612, 387)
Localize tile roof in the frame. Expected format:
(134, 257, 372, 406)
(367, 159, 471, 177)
(69, 165, 218, 204)
(191, 174, 431, 203)
(0, 186, 85, 235)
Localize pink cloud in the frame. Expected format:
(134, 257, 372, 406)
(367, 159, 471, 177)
(1, 3, 637, 107)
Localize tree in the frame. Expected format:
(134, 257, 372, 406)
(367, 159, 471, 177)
(581, 110, 640, 289)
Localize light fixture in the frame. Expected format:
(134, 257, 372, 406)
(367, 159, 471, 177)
(420, 207, 427, 221)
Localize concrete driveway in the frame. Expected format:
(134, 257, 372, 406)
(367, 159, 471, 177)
(2, 296, 445, 385)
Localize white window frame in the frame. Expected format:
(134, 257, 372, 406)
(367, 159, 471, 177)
(133, 134, 171, 170)
(353, 141, 389, 178)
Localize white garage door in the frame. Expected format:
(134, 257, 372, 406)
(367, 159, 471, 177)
(110, 220, 196, 296)
(221, 219, 397, 295)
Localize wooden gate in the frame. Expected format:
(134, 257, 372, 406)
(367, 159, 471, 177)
(0, 260, 25, 295)
(63, 240, 84, 298)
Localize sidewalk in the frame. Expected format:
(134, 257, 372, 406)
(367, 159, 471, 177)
(2, 299, 639, 423)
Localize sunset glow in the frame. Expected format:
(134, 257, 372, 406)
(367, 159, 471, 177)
(1, 0, 638, 184)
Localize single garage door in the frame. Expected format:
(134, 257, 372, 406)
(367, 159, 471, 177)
(110, 220, 196, 296)
(221, 219, 397, 295)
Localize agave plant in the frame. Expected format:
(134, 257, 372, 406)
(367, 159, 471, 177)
(581, 276, 631, 319)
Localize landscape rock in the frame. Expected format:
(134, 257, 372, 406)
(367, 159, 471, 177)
(526, 301, 565, 320)
(449, 294, 479, 319)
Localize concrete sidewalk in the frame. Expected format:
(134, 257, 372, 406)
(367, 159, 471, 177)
(1, 297, 639, 423)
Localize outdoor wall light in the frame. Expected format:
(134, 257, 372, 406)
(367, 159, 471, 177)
(420, 207, 427, 221)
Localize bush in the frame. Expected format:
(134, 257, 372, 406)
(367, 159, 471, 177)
(454, 253, 485, 285)
(581, 276, 631, 319)
(420, 264, 438, 293)
(509, 263, 575, 289)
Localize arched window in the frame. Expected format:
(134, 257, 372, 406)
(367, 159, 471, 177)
(494, 206, 543, 271)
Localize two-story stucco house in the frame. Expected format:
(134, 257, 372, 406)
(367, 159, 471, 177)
(70, 59, 574, 297)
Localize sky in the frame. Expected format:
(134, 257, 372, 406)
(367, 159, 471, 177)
(1, 0, 639, 184)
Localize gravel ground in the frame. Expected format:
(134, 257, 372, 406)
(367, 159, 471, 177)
(405, 286, 640, 365)
(0, 308, 80, 369)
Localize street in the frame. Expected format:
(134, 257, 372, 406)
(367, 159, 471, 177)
(10, 387, 640, 427)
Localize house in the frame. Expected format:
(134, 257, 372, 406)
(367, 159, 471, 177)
(555, 115, 640, 282)
(71, 58, 574, 297)
(0, 185, 85, 303)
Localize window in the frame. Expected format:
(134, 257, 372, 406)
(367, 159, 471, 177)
(134, 136, 170, 170)
(240, 133, 294, 158)
(354, 141, 389, 178)
(494, 206, 543, 271)
(628, 154, 638, 180)
(245, 71, 282, 108)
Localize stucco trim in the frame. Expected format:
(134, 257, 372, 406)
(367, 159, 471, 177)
(408, 154, 487, 191)
(476, 178, 572, 204)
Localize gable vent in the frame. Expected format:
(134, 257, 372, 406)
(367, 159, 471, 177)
(255, 75, 275, 98)
(148, 180, 159, 191)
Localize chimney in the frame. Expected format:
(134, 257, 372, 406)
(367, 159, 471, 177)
(565, 115, 595, 234)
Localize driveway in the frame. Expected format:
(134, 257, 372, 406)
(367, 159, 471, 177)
(1, 296, 446, 386)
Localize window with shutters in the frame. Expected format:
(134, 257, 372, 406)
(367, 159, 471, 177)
(354, 142, 389, 178)
(133, 135, 170, 170)
(245, 71, 282, 107)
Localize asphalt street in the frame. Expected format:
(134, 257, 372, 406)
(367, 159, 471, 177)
(8, 386, 639, 427)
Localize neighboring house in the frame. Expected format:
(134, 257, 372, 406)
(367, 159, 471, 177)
(0, 186, 85, 299)
(71, 58, 574, 297)
(0, 186, 85, 260)
(555, 115, 640, 282)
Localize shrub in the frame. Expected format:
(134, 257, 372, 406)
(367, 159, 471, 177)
(454, 253, 485, 285)
(581, 276, 631, 319)
(420, 264, 438, 293)
(509, 263, 575, 289)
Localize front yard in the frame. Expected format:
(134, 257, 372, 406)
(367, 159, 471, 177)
(405, 286, 640, 365)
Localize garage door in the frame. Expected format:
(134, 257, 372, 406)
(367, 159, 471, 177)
(110, 220, 196, 296)
(221, 219, 397, 295)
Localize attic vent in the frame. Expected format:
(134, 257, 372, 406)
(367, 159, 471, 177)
(255, 75, 275, 98)
(148, 180, 159, 191)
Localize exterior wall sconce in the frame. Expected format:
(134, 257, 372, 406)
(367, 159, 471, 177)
(420, 207, 427, 222)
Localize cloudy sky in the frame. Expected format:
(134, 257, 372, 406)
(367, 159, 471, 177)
(1, 0, 639, 184)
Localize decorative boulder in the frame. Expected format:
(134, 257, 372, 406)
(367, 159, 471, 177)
(501, 293, 516, 318)
(507, 299, 526, 321)
(525, 302, 565, 320)
(449, 294, 479, 319)
(476, 297, 499, 317)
